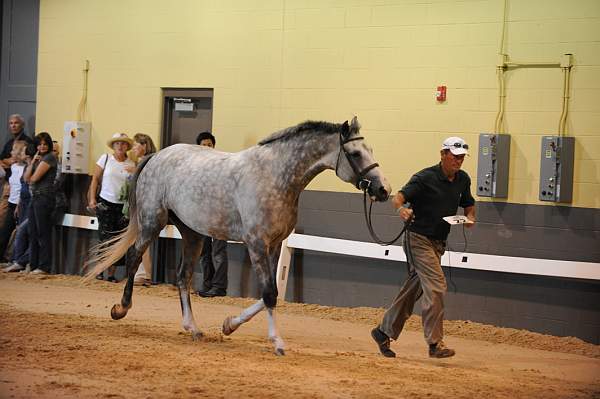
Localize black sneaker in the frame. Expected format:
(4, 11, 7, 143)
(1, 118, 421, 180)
(429, 341, 455, 358)
(197, 287, 226, 298)
(371, 327, 396, 358)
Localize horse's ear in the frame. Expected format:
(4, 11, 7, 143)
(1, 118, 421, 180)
(350, 116, 360, 132)
(341, 120, 350, 138)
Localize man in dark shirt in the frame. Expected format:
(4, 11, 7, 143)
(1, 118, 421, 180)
(194, 131, 229, 298)
(0, 114, 33, 175)
(371, 137, 476, 359)
(0, 114, 33, 234)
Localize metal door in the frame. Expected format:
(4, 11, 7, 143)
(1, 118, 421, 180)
(161, 88, 213, 146)
(156, 88, 214, 284)
(0, 0, 39, 141)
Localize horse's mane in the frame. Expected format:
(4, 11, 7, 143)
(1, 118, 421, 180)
(258, 120, 340, 146)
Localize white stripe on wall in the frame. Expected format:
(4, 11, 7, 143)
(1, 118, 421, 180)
(60, 214, 600, 281)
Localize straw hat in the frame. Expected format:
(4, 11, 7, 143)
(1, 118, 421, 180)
(107, 132, 133, 150)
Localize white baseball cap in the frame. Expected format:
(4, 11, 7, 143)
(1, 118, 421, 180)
(441, 136, 469, 155)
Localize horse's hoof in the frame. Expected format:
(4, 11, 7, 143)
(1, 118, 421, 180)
(191, 331, 204, 341)
(110, 304, 127, 320)
(275, 348, 285, 356)
(222, 316, 239, 336)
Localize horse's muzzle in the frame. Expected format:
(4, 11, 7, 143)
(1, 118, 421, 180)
(368, 184, 389, 202)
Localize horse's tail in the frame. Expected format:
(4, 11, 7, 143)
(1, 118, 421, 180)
(83, 154, 155, 281)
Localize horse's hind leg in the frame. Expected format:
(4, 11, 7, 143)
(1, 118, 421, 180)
(170, 216, 204, 340)
(111, 212, 167, 320)
(222, 300, 265, 336)
(222, 244, 285, 355)
(110, 243, 146, 320)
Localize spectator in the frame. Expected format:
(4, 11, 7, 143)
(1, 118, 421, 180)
(2, 143, 35, 272)
(0, 114, 33, 176)
(0, 141, 28, 263)
(194, 131, 229, 298)
(24, 132, 58, 275)
(87, 133, 134, 282)
(0, 115, 33, 240)
(124, 133, 157, 286)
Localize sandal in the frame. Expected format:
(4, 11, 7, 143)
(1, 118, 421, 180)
(106, 275, 118, 283)
(95, 274, 103, 280)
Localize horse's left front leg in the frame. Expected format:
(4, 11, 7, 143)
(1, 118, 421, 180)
(171, 217, 205, 340)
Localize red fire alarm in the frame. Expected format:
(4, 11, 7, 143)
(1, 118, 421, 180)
(436, 85, 447, 102)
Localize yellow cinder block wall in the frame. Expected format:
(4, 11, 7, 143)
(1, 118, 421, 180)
(36, 0, 600, 208)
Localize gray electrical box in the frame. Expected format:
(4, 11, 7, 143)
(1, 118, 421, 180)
(477, 133, 510, 197)
(539, 136, 575, 202)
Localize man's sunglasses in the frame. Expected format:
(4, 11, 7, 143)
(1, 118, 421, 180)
(449, 143, 469, 150)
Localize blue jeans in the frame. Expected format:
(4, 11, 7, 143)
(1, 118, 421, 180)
(11, 218, 29, 266)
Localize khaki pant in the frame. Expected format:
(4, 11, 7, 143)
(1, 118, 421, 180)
(380, 231, 447, 345)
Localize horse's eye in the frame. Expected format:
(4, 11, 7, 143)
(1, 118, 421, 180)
(350, 151, 361, 158)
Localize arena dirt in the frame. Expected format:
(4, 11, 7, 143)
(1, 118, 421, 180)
(0, 273, 598, 398)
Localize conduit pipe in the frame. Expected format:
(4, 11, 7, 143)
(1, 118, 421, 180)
(77, 60, 90, 121)
(558, 55, 573, 136)
(493, 0, 573, 136)
(493, 0, 508, 134)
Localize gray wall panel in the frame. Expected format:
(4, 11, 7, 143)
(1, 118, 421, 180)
(300, 191, 600, 263)
(0, 0, 39, 138)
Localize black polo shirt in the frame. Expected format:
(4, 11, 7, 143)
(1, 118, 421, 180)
(400, 163, 475, 241)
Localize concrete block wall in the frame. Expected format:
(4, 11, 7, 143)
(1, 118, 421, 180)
(35, 0, 600, 208)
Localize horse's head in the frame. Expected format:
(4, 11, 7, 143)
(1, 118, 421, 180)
(335, 117, 391, 202)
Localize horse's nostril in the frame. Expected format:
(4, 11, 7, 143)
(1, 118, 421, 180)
(379, 186, 388, 198)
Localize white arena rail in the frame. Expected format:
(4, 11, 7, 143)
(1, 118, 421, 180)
(60, 214, 600, 300)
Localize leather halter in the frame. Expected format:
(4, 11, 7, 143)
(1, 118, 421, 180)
(335, 134, 379, 190)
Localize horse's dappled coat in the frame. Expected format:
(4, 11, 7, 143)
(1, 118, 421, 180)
(85, 117, 390, 355)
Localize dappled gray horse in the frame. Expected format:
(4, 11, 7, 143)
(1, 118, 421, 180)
(86, 117, 391, 355)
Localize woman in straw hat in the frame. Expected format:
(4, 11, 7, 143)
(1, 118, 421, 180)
(87, 133, 135, 282)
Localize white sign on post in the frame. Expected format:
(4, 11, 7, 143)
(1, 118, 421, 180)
(62, 121, 91, 174)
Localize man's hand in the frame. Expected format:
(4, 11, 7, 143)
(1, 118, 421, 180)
(464, 206, 476, 228)
(398, 207, 414, 223)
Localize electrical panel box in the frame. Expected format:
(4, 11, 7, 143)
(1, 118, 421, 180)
(62, 121, 91, 174)
(477, 133, 510, 197)
(539, 136, 575, 203)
